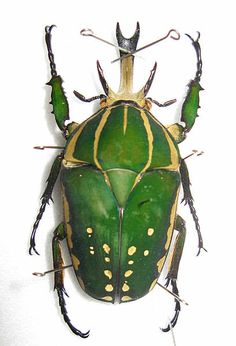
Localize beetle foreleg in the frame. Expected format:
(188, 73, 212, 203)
(180, 33, 203, 133)
(180, 159, 207, 255)
(29, 153, 63, 255)
(52, 223, 90, 338)
(162, 215, 186, 332)
(45, 25, 70, 134)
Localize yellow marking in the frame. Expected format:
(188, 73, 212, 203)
(121, 296, 132, 302)
(103, 244, 111, 254)
(124, 270, 133, 278)
(104, 270, 112, 280)
(86, 227, 93, 234)
(89, 246, 94, 250)
(105, 284, 114, 292)
(64, 108, 104, 163)
(128, 246, 136, 256)
(147, 228, 154, 236)
(149, 278, 157, 292)
(147, 112, 180, 170)
(105, 257, 111, 263)
(165, 190, 180, 250)
(132, 110, 153, 188)
(122, 283, 130, 292)
(62, 188, 73, 249)
(78, 276, 85, 291)
(123, 105, 128, 134)
(90, 250, 95, 255)
(71, 255, 80, 270)
(128, 260, 134, 265)
(144, 250, 149, 256)
(93, 109, 111, 170)
(156, 255, 166, 272)
(102, 296, 113, 302)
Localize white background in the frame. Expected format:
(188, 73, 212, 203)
(0, 1, 235, 345)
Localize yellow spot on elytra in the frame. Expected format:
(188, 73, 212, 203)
(89, 246, 94, 249)
(128, 260, 134, 265)
(121, 296, 132, 302)
(122, 283, 130, 292)
(156, 255, 166, 272)
(103, 244, 111, 254)
(71, 255, 80, 270)
(102, 296, 113, 302)
(104, 270, 112, 280)
(90, 250, 95, 255)
(128, 246, 136, 256)
(86, 227, 93, 234)
(147, 228, 154, 236)
(105, 284, 113, 292)
(149, 278, 157, 291)
(105, 257, 110, 263)
(124, 270, 133, 278)
(144, 250, 149, 256)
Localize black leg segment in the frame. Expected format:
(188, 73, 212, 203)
(52, 223, 90, 338)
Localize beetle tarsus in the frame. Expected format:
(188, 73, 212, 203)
(57, 288, 90, 338)
(161, 279, 181, 332)
(185, 32, 202, 82)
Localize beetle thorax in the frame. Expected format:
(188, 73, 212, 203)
(102, 56, 150, 109)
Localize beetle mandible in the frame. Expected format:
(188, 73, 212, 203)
(30, 23, 205, 338)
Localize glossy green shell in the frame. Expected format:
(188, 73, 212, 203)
(61, 104, 181, 303)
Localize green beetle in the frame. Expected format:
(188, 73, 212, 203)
(30, 23, 204, 338)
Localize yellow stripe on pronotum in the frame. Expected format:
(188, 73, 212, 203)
(123, 105, 128, 134)
(93, 108, 111, 170)
(132, 109, 153, 188)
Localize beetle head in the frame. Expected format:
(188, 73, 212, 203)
(97, 23, 156, 110)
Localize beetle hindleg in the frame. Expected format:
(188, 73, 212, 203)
(180, 159, 206, 255)
(29, 153, 63, 255)
(162, 215, 186, 332)
(52, 223, 90, 338)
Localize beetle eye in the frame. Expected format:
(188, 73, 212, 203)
(100, 98, 108, 108)
(145, 99, 152, 110)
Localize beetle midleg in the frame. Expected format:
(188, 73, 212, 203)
(180, 159, 206, 255)
(162, 215, 186, 332)
(29, 152, 63, 255)
(52, 223, 89, 338)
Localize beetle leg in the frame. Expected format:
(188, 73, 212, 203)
(29, 153, 63, 255)
(162, 215, 186, 332)
(45, 25, 70, 134)
(73, 90, 106, 102)
(147, 97, 176, 108)
(180, 159, 207, 255)
(52, 223, 90, 338)
(180, 33, 203, 133)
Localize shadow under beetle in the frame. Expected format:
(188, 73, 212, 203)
(30, 23, 205, 338)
